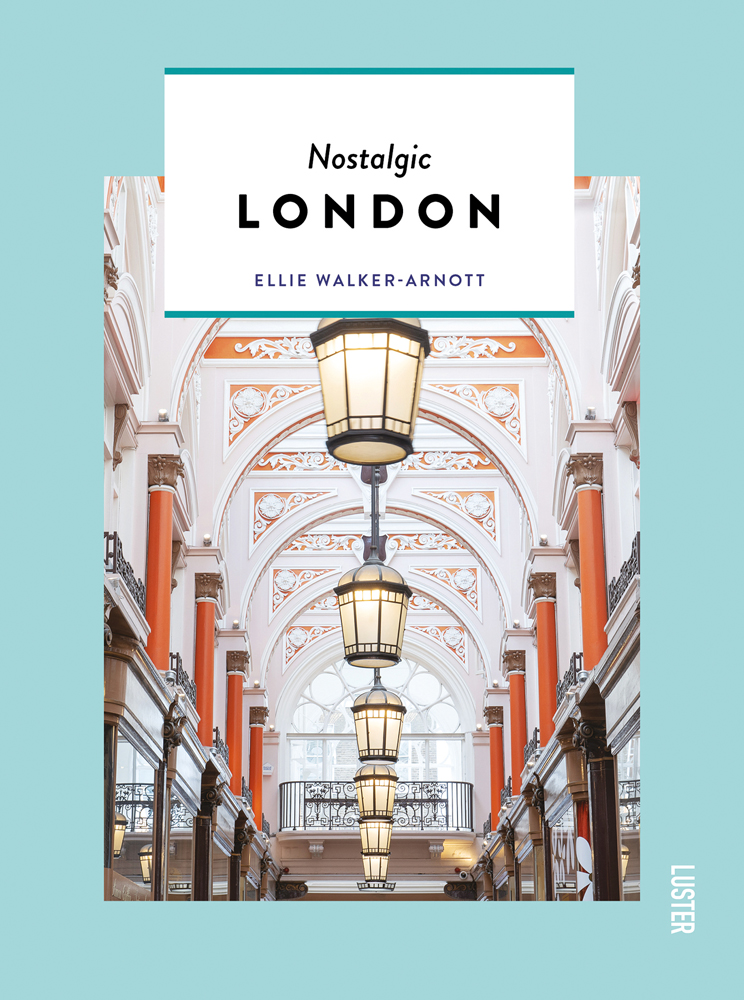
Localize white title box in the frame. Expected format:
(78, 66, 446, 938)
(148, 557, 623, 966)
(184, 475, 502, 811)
(165, 71, 574, 314)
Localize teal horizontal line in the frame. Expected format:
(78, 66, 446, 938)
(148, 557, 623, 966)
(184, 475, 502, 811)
(164, 67, 574, 76)
(164, 311, 575, 318)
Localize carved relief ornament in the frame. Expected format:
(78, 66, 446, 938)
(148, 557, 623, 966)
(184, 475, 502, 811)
(502, 649, 526, 675)
(163, 699, 187, 756)
(571, 718, 613, 762)
(148, 454, 185, 489)
(200, 781, 225, 816)
(195, 572, 223, 602)
(227, 650, 250, 675)
(528, 571, 556, 600)
(484, 706, 504, 727)
(249, 706, 270, 728)
(566, 453, 603, 488)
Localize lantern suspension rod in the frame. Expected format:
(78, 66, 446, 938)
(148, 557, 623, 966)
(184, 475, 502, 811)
(369, 465, 381, 561)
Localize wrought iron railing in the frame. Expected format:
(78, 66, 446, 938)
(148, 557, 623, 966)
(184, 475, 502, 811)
(279, 780, 474, 832)
(523, 727, 540, 765)
(104, 531, 146, 615)
(169, 652, 197, 707)
(483, 813, 491, 837)
(608, 531, 640, 616)
(114, 783, 193, 830)
(242, 777, 253, 808)
(500, 776, 512, 808)
(262, 814, 271, 837)
(212, 727, 230, 767)
(619, 779, 640, 830)
(556, 652, 583, 709)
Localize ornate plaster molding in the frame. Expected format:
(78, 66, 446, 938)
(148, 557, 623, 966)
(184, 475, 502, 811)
(426, 383, 522, 445)
(148, 454, 185, 489)
(528, 571, 556, 600)
(566, 453, 603, 488)
(249, 706, 270, 727)
(407, 624, 466, 666)
(502, 649, 526, 675)
(484, 706, 504, 727)
(227, 650, 250, 675)
(195, 572, 223, 601)
(228, 383, 317, 447)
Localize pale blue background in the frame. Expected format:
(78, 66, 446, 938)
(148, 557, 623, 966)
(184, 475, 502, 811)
(1, 2, 739, 996)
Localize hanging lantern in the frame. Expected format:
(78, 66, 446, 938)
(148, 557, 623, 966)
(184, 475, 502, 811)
(359, 819, 393, 856)
(113, 813, 127, 859)
(310, 317, 430, 466)
(352, 669, 406, 761)
(354, 764, 398, 820)
(139, 843, 153, 885)
(336, 561, 411, 667)
(362, 852, 390, 883)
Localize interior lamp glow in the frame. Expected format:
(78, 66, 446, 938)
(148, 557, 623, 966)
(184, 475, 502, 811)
(310, 317, 430, 466)
(351, 668, 407, 761)
(354, 764, 398, 820)
(139, 843, 153, 885)
(113, 813, 127, 859)
(359, 819, 393, 856)
(621, 844, 631, 881)
(362, 852, 391, 883)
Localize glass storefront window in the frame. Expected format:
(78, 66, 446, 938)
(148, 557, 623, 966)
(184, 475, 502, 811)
(551, 806, 578, 901)
(113, 734, 156, 890)
(212, 848, 229, 900)
(518, 848, 535, 900)
(167, 792, 194, 901)
(618, 733, 640, 900)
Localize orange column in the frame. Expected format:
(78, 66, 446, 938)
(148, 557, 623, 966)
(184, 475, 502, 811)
(503, 650, 527, 794)
(484, 707, 504, 819)
(144, 455, 183, 671)
(225, 651, 249, 796)
(529, 571, 559, 743)
(567, 454, 608, 671)
(249, 707, 269, 823)
(194, 572, 223, 746)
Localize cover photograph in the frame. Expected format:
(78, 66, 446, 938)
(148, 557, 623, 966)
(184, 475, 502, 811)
(104, 71, 642, 905)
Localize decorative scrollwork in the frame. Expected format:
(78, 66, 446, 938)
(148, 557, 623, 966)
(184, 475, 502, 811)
(104, 531, 146, 615)
(572, 719, 611, 761)
(608, 531, 640, 615)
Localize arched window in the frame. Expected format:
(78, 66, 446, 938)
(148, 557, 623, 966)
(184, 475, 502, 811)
(288, 658, 463, 782)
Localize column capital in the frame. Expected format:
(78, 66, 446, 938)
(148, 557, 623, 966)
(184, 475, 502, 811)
(200, 780, 225, 817)
(528, 571, 556, 600)
(227, 650, 250, 675)
(571, 718, 613, 762)
(195, 572, 223, 601)
(148, 453, 185, 489)
(484, 706, 504, 727)
(502, 649, 526, 675)
(566, 453, 603, 488)
(250, 706, 270, 728)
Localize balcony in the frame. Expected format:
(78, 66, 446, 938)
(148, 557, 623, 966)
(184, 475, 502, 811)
(279, 780, 473, 832)
(608, 531, 640, 616)
(104, 530, 146, 616)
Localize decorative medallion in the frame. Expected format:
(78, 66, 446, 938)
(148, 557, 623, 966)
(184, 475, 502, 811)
(270, 567, 339, 617)
(251, 491, 336, 546)
(407, 624, 466, 666)
(413, 490, 498, 543)
(228, 383, 318, 447)
(283, 624, 341, 668)
(400, 450, 495, 473)
(411, 566, 480, 614)
(425, 383, 522, 445)
(256, 451, 347, 473)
